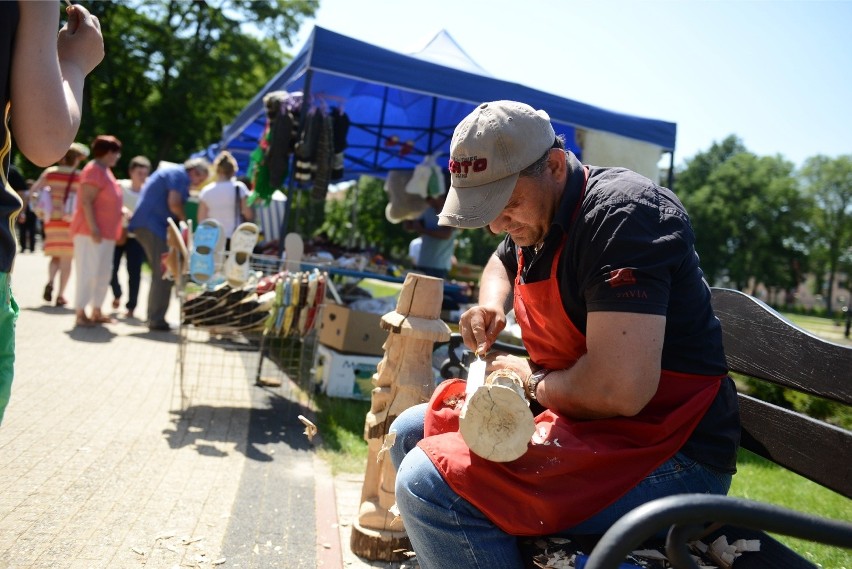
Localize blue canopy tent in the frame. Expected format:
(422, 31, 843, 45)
(206, 26, 676, 182)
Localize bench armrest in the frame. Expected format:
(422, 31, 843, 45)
(583, 494, 852, 569)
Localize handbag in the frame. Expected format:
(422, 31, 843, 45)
(35, 187, 52, 220)
(234, 181, 244, 228)
(55, 171, 76, 222)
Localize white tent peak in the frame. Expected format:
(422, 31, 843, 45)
(408, 29, 492, 77)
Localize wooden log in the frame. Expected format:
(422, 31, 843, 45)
(460, 369, 535, 462)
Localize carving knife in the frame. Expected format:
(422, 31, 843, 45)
(466, 351, 486, 395)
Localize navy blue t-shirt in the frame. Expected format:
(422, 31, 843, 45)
(496, 151, 740, 473)
(1, 2, 23, 273)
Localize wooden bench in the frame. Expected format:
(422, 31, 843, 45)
(442, 287, 852, 568)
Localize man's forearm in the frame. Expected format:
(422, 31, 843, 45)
(478, 254, 513, 314)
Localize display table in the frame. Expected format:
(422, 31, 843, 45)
(301, 264, 472, 305)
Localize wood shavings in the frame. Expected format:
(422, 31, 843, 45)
(732, 539, 760, 552)
(378, 432, 397, 463)
(389, 502, 403, 528)
(298, 414, 318, 442)
(520, 533, 759, 569)
(532, 549, 574, 568)
(442, 395, 463, 408)
(704, 534, 760, 568)
(532, 426, 549, 445)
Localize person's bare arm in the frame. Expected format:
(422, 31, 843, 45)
(535, 311, 665, 419)
(29, 171, 48, 195)
(196, 200, 209, 222)
(11, 2, 103, 166)
(240, 197, 254, 222)
(78, 182, 101, 242)
(167, 190, 186, 221)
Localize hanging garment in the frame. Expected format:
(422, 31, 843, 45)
(294, 108, 323, 183)
(266, 108, 295, 189)
(330, 106, 350, 180)
(311, 111, 335, 200)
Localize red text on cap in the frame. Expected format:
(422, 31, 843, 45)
(449, 157, 487, 176)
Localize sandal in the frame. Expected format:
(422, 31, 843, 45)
(224, 222, 259, 287)
(55, 296, 68, 307)
(112, 298, 121, 309)
(43, 283, 53, 302)
(189, 219, 224, 284)
(75, 315, 95, 328)
(92, 314, 116, 324)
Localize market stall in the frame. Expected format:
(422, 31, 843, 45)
(190, 26, 678, 399)
(204, 26, 677, 184)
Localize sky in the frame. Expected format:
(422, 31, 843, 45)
(290, 0, 852, 169)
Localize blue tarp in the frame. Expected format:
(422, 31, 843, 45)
(207, 26, 677, 179)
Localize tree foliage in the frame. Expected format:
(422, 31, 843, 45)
(677, 139, 811, 296)
(799, 155, 852, 314)
(318, 176, 504, 268)
(318, 177, 412, 262)
(16, 0, 317, 179)
(8, 2, 846, 304)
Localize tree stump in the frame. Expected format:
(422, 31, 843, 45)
(350, 273, 451, 561)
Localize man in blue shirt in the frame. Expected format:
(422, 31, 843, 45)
(129, 158, 209, 331)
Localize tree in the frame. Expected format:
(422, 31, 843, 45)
(319, 176, 412, 263)
(676, 136, 750, 284)
(800, 155, 852, 316)
(15, 0, 317, 179)
(454, 228, 503, 267)
(679, 147, 810, 293)
(676, 135, 748, 200)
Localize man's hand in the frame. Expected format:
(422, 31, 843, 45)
(486, 352, 532, 382)
(459, 304, 507, 356)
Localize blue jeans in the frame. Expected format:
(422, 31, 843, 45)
(390, 404, 732, 569)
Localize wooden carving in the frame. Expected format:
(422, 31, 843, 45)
(350, 274, 450, 561)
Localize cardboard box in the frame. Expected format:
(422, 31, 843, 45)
(318, 304, 386, 356)
(314, 344, 381, 400)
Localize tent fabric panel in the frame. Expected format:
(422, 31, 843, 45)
(210, 26, 674, 179)
(305, 27, 675, 149)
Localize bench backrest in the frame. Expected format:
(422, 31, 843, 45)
(710, 287, 852, 499)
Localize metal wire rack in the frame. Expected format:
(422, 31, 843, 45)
(173, 253, 326, 410)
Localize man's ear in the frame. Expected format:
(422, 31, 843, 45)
(548, 148, 567, 178)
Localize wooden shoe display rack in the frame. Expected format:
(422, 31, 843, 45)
(173, 253, 328, 410)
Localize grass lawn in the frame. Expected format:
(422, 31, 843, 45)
(731, 450, 851, 567)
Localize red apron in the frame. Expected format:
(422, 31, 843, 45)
(418, 174, 723, 535)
